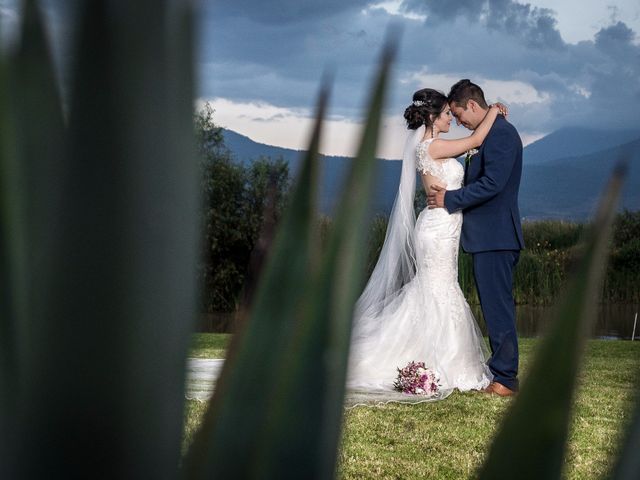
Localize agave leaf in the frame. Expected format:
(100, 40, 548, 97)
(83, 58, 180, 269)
(8, 0, 66, 389)
(16, 1, 198, 477)
(255, 41, 397, 480)
(184, 36, 397, 478)
(0, 1, 64, 474)
(478, 161, 627, 480)
(183, 73, 327, 480)
(0, 26, 17, 398)
(0, 23, 19, 480)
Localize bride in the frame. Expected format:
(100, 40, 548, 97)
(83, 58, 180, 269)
(347, 88, 505, 403)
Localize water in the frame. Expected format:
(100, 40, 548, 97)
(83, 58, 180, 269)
(201, 304, 640, 339)
(471, 303, 640, 340)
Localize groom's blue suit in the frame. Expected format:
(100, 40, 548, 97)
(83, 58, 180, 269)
(444, 115, 524, 391)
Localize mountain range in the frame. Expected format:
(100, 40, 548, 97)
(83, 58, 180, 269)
(221, 127, 640, 220)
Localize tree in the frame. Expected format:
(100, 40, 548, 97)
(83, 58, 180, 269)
(195, 103, 290, 316)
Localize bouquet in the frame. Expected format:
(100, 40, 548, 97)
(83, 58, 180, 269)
(393, 361, 440, 396)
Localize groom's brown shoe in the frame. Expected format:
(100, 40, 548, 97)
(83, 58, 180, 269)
(486, 382, 516, 397)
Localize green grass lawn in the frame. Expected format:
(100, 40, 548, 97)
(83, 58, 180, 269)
(185, 334, 640, 479)
(188, 333, 231, 358)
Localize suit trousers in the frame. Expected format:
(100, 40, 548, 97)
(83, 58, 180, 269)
(472, 250, 520, 391)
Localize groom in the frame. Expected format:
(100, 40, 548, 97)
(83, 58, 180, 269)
(428, 79, 524, 397)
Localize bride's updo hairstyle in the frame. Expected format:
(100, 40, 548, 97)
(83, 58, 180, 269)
(404, 88, 447, 130)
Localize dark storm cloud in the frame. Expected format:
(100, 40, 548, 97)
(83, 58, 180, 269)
(2, 0, 639, 135)
(401, 0, 564, 49)
(595, 21, 636, 51)
(485, 0, 564, 49)
(198, 0, 640, 132)
(582, 22, 640, 126)
(198, 5, 393, 116)
(206, 0, 373, 24)
(400, 0, 483, 20)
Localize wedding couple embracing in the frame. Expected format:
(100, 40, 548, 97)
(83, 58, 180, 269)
(347, 79, 524, 403)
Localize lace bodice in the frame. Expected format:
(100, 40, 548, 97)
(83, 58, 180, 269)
(416, 139, 464, 189)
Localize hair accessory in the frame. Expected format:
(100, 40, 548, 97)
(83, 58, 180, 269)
(412, 100, 426, 107)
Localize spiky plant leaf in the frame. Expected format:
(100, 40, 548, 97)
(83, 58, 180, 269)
(9, 0, 66, 388)
(15, 1, 198, 477)
(0, 16, 15, 388)
(256, 42, 397, 480)
(0, 1, 64, 475)
(183, 73, 327, 480)
(0, 19, 19, 480)
(185, 36, 397, 479)
(478, 161, 627, 480)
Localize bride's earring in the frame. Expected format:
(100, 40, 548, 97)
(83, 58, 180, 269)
(432, 124, 439, 138)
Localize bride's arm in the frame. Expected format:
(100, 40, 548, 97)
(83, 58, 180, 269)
(428, 105, 503, 160)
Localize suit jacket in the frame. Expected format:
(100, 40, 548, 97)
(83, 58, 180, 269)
(443, 115, 525, 253)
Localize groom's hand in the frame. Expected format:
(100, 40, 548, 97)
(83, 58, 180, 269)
(428, 184, 446, 209)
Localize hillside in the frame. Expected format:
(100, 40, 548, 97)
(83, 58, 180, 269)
(519, 138, 640, 218)
(222, 128, 400, 214)
(522, 127, 640, 165)
(221, 128, 640, 219)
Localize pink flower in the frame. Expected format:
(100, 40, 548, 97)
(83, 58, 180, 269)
(393, 361, 440, 396)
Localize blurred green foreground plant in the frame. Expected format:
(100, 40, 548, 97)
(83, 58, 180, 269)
(1, 1, 638, 479)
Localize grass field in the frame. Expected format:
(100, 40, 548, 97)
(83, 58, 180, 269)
(188, 333, 231, 359)
(185, 334, 640, 479)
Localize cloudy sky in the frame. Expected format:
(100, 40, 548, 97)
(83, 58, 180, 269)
(2, 1, 640, 158)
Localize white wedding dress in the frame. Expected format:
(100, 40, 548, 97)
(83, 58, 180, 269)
(347, 135, 492, 405)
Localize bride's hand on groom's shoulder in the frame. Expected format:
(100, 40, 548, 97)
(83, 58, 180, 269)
(491, 102, 508, 117)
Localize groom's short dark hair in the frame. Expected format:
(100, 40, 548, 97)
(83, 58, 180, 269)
(448, 79, 489, 109)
